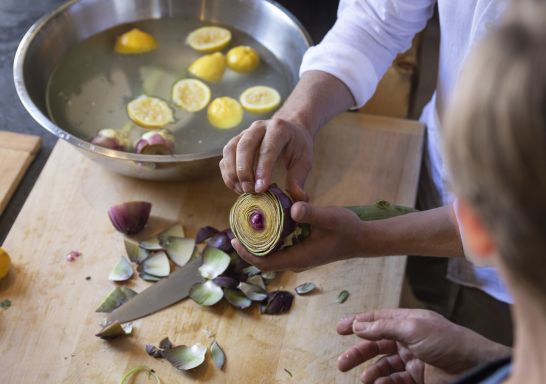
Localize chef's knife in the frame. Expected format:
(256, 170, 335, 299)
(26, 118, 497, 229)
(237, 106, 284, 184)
(107, 255, 205, 323)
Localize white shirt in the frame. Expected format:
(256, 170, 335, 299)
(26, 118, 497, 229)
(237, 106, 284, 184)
(300, 0, 512, 303)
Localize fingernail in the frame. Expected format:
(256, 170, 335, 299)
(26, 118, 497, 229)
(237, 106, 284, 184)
(353, 321, 368, 332)
(255, 179, 265, 192)
(242, 181, 253, 193)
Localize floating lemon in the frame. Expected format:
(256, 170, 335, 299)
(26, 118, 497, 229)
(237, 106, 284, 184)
(115, 28, 158, 54)
(172, 79, 211, 112)
(226, 46, 260, 73)
(208, 97, 243, 129)
(188, 52, 226, 83)
(240, 86, 281, 114)
(127, 95, 174, 129)
(0, 248, 11, 280)
(186, 26, 232, 53)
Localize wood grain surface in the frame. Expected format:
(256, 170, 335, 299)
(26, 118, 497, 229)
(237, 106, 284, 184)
(0, 131, 41, 216)
(0, 113, 423, 383)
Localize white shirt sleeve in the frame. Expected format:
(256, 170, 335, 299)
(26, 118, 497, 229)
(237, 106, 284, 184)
(300, 0, 435, 107)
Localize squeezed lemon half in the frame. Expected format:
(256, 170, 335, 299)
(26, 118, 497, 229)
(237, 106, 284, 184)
(240, 86, 281, 114)
(186, 26, 232, 53)
(226, 46, 260, 73)
(188, 52, 226, 83)
(115, 28, 158, 54)
(127, 95, 174, 129)
(172, 79, 211, 112)
(0, 248, 11, 280)
(208, 97, 244, 129)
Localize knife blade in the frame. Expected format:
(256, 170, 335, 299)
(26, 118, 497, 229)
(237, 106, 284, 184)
(107, 255, 205, 324)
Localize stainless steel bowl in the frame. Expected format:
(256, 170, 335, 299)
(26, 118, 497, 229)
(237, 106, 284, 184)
(14, 0, 311, 181)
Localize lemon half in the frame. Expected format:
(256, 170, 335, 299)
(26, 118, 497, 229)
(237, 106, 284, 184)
(127, 95, 174, 129)
(227, 46, 260, 73)
(115, 28, 158, 54)
(186, 26, 232, 53)
(172, 79, 211, 112)
(188, 52, 226, 83)
(240, 86, 281, 114)
(208, 97, 243, 129)
(0, 248, 11, 280)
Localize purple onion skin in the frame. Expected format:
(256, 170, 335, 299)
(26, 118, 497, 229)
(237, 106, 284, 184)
(195, 226, 220, 244)
(260, 290, 294, 315)
(91, 135, 126, 151)
(225, 228, 235, 241)
(159, 337, 173, 350)
(206, 230, 234, 253)
(212, 275, 240, 289)
(145, 344, 163, 358)
(108, 201, 152, 235)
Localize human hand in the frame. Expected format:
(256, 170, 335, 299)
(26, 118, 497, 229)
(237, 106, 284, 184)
(336, 308, 511, 383)
(231, 201, 366, 272)
(219, 117, 313, 202)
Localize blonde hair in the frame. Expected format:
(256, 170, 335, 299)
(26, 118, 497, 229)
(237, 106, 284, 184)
(444, 0, 546, 298)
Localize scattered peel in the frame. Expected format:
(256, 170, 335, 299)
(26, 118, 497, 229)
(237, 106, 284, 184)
(295, 282, 317, 295)
(108, 256, 134, 282)
(163, 343, 207, 370)
(96, 287, 137, 313)
(198, 247, 230, 279)
(223, 288, 252, 309)
(162, 237, 195, 267)
(108, 201, 151, 235)
(210, 341, 225, 369)
(139, 251, 170, 278)
(336, 290, 349, 304)
(96, 321, 133, 339)
(189, 280, 223, 306)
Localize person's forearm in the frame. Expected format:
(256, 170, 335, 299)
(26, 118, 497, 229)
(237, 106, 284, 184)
(359, 205, 465, 257)
(274, 70, 355, 136)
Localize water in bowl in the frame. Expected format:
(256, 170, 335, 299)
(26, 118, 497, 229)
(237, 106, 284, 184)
(46, 18, 292, 156)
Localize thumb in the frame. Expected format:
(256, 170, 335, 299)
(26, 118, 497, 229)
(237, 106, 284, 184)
(291, 202, 338, 229)
(353, 319, 420, 346)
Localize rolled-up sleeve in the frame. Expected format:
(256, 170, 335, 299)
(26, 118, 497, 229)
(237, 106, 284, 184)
(300, 0, 435, 107)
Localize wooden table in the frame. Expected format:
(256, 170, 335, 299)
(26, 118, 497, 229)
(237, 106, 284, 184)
(0, 113, 423, 383)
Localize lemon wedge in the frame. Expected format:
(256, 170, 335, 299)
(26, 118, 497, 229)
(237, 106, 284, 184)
(186, 26, 232, 53)
(188, 52, 226, 83)
(226, 46, 260, 73)
(127, 95, 174, 129)
(240, 86, 281, 114)
(171, 79, 211, 112)
(115, 28, 158, 54)
(0, 248, 11, 280)
(208, 97, 244, 129)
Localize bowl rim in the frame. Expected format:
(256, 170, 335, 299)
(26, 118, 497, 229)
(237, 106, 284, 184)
(13, 0, 312, 163)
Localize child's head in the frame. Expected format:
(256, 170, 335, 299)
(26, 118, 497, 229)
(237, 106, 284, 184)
(444, 0, 546, 302)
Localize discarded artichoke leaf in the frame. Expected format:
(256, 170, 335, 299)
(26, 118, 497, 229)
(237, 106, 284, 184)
(95, 286, 137, 313)
(124, 238, 149, 263)
(336, 290, 349, 304)
(1, 299, 12, 310)
(210, 340, 225, 369)
(195, 226, 220, 244)
(119, 365, 161, 384)
(238, 282, 268, 301)
(139, 272, 162, 282)
(189, 280, 224, 306)
(96, 321, 133, 339)
(198, 247, 230, 279)
(159, 337, 174, 350)
(140, 251, 170, 277)
(162, 343, 207, 371)
(162, 237, 195, 267)
(242, 265, 261, 277)
(246, 275, 266, 289)
(206, 230, 234, 253)
(223, 288, 252, 309)
(140, 238, 164, 251)
(260, 290, 294, 315)
(212, 275, 239, 289)
(108, 201, 152, 235)
(108, 256, 134, 282)
(261, 271, 277, 281)
(158, 223, 185, 243)
(295, 282, 317, 295)
(145, 344, 163, 358)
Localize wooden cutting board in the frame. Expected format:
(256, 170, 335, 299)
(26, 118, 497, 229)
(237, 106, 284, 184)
(0, 131, 41, 215)
(0, 113, 423, 384)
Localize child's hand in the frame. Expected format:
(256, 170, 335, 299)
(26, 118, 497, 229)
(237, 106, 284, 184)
(336, 308, 511, 383)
